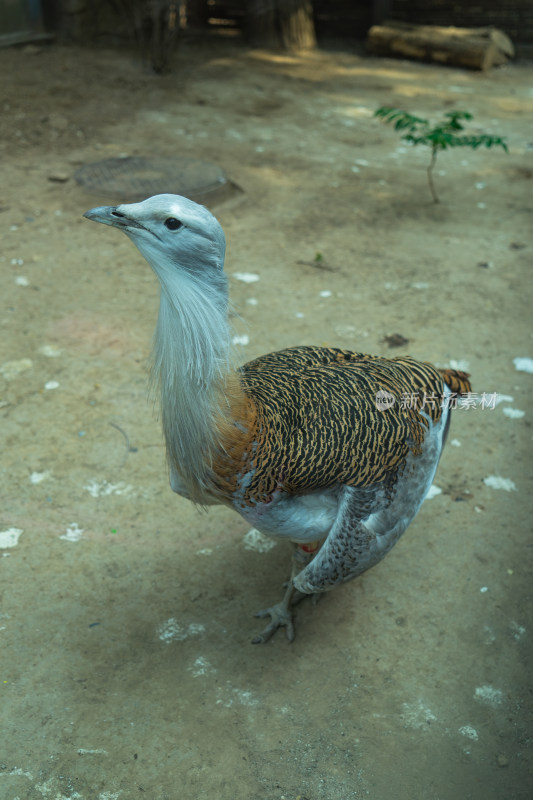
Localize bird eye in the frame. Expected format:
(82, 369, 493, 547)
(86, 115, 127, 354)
(164, 217, 183, 231)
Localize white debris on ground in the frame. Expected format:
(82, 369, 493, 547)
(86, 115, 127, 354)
(188, 656, 216, 677)
(0, 358, 33, 379)
(60, 523, 84, 542)
(474, 685, 504, 706)
(243, 528, 276, 552)
(39, 344, 62, 357)
(483, 476, 518, 492)
(30, 471, 52, 484)
(400, 700, 437, 730)
(84, 480, 134, 498)
(502, 407, 525, 419)
(513, 357, 533, 373)
(232, 334, 250, 346)
(157, 619, 205, 644)
(0, 528, 23, 548)
(232, 272, 260, 283)
(459, 725, 479, 741)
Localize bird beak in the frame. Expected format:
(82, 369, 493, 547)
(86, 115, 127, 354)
(83, 205, 122, 227)
(83, 205, 146, 235)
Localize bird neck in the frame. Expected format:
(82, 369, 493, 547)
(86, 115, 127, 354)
(151, 266, 244, 502)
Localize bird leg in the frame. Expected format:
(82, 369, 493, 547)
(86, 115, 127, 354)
(251, 541, 321, 644)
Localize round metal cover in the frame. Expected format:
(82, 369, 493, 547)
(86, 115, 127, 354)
(74, 156, 234, 206)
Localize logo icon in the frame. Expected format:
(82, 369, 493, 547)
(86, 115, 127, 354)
(375, 390, 395, 410)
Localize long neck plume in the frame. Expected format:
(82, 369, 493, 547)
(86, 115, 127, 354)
(151, 265, 234, 500)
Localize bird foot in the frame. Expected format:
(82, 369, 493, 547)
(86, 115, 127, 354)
(251, 602, 295, 644)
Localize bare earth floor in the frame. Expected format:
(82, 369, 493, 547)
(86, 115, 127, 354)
(0, 40, 532, 800)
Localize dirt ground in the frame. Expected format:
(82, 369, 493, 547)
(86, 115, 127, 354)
(1, 38, 532, 800)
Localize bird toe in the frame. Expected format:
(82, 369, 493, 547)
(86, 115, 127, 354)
(252, 602, 295, 644)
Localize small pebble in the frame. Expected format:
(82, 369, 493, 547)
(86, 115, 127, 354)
(233, 272, 259, 283)
(48, 171, 70, 183)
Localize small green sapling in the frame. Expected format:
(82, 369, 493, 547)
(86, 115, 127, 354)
(375, 107, 508, 203)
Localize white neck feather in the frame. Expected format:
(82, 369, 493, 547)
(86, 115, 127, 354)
(150, 264, 233, 499)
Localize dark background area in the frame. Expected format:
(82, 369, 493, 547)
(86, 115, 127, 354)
(4, 0, 533, 49)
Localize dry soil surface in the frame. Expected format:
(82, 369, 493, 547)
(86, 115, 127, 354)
(1, 40, 532, 800)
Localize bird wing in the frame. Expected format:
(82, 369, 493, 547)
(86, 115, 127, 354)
(216, 346, 468, 506)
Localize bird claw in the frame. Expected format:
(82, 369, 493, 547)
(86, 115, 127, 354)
(251, 602, 295, 644)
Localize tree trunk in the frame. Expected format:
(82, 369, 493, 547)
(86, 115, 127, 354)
(278, 0, 316, 51)
(367, 22, 514, 71)
(247, 0, 316, 51)
(185, 0, 208, 30)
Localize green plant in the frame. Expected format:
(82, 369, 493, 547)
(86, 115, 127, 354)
(374, 107, 508, 203)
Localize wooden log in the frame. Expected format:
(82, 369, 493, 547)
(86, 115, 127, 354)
(367, 22, 514, 71)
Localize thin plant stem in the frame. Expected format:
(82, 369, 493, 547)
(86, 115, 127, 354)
(427, 146, 439, 203)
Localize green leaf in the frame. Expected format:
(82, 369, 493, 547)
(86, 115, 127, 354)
(374, 107, 428, 134)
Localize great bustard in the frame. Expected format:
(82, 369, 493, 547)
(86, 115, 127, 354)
(84, 194, 471, 643)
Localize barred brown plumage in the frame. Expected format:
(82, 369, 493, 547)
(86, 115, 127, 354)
(437, 367, 472, 396)
(229, 346, 469, 504)
(84, 194, 472, 644)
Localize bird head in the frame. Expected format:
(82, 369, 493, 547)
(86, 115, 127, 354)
(84, 194, 227, 292)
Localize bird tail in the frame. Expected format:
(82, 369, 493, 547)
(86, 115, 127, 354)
(438, 368, 472, 395)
